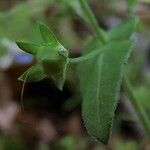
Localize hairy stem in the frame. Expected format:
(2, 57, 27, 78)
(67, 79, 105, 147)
(69, 49, 103, 63)
(79, 0, 150, 138)
(79, 0, 107, 45)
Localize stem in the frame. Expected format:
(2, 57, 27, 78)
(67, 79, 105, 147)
(123, 75, 150, 137)
(79, 0, 150, 138)
(69, 49, 103, 63)
(79, 0, 107, 45)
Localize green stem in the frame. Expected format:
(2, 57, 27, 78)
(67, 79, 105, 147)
(123, 75, 150, 137)
(79, 0, 150, 138)
(69, 49, 103, 63)
(79, 0, 107, 45)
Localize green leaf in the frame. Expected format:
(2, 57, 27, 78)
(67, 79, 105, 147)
(18, 65, 46, 82)
(38, 23, 58, 45)
(16, 41, 40, 55)
(77, 40, 134, 144)
(107, 17, 139, 41)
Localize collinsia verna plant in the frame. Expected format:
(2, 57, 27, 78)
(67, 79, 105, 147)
(16, 0, 150, 144)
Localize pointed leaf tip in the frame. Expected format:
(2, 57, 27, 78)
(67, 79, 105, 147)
(18, 65, 46, 82)
(16, 41, 39, 55)
(107, 17, 139, 41)
(38, 22, 58, 45)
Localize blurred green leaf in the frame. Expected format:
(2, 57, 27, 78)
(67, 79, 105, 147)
(39, 23, 58, 45)
(77, 40, 133, 144)
(107, 17, 139, 41)
(0, 0, 52, 42)
(18, 65, 46, 82)
(16, 41, 40, 54)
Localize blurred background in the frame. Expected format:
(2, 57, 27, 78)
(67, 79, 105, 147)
(0, 0, 150, 149)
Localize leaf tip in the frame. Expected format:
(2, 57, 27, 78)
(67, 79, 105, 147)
(16, 41, 23, 49)
(18, 74, 26, 82)
(15, 41, 39, 55)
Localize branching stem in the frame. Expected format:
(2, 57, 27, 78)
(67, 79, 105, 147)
(79, 0, 107, 45)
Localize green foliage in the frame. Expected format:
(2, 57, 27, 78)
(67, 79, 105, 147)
(0, 0, 51, 41)
(18, 65, 46, 82)
(16, 23, 69, 90)
(77, 40, 133, 144)
(107, 17, 139, 41)
(38, 23, 58, 45)
(16, 42, 40, 55)
(14, 0, 148, 145)
(75, 1, 139, 144)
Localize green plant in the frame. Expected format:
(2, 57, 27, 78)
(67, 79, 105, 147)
(16, 0, 150, 145)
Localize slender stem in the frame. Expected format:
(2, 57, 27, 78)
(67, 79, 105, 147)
(79, 0, 150, 138)
(123, 75, 150, 137)
(79, 0, 107, 45)
(69, 55, 92, 64)
(69, 49, 103, 63)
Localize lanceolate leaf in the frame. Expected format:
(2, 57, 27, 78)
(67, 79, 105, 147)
(18, 65, 46, 82)
(77, 40, 134, 144)
(38, 23, 58, 45)
(107, 17, 139, 41)
(16, 41, 40, 54)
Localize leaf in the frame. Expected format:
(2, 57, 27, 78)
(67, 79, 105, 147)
(107, 17, 139, 41)
(18, 65, 46, 82)
(0, 0, 52, 41)
(38, 22, 58, 45)
(77, 40, 134, 144)
(16, 41, 40, 55)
